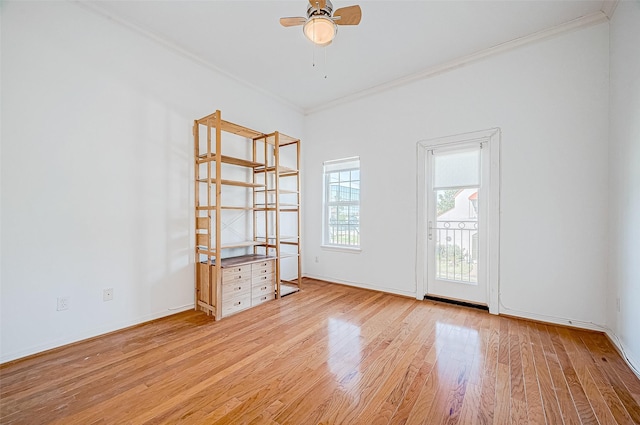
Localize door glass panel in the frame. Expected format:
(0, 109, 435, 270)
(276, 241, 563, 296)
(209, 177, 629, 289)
(434, 187, 479, 284)
(433, 147, 480, 189)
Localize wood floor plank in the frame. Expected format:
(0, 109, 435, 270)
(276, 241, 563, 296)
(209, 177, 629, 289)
(573, 331, 636, 425)
(517, 321, 547, 425)
(475, 315, 501, 425)
(537, 323, 582, 425)
(548, 326, 598, 425)
(580, 333, 640, 424)
(2, 278, 639, 425)
(558, 328, 619, 425)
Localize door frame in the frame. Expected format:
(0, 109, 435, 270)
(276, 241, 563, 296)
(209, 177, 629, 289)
(416, 128, 501, 314)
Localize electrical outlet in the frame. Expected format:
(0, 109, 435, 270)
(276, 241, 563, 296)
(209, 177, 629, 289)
(315, 256, 319, 263)
(103, 288, 114, 302)
(616, 297, 621, 312)
(57, 297, 69, 311)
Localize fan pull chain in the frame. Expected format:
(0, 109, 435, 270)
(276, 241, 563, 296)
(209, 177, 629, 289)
(324, 46, 328, 79)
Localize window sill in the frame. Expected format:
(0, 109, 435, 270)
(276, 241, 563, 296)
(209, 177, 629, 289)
(321, 245, 362, 253)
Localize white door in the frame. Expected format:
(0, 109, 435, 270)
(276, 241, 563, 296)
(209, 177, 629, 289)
(417, 129, 500, 312)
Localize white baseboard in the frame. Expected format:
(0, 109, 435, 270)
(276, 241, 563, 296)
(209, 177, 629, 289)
(303, 273, 416, 298)
(498, 306, 640, 379)
(0, 304, 194, 364)
(498, 306, 605, 332)
(604, 329, 640, 380)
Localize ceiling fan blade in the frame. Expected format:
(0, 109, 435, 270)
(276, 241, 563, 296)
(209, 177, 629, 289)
(308, 0, 327, 10)
(333, 5, 362, 25)
(280, 17, 306, 27)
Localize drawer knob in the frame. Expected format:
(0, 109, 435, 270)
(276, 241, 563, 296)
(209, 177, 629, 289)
(236, 286, 242, 291)
(261, 286, 267, 290)
(235, 301, 241, 306)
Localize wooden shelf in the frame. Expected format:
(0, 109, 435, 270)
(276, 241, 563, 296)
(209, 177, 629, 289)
(197, 206, 260, 211)
(220, 241, 266, 250)
(254, 189, 299, 194)
(256, 235, 299, 241)
(255, 203, 299, 207)
(255, 166, 298, 176)
(196, 178, 265, 188)
(256, 132, 300, 147)
(255, 207, 299, 212)
(197, 154, 264, 168)
(221, 206, 258, 211)
(196, 112, 264, 139)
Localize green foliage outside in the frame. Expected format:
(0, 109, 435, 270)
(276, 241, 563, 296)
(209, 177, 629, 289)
(437, 189, 457, 216)
(436, 243, 476, 282)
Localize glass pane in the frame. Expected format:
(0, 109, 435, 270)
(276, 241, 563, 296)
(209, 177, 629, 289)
(435, 187, 479, 284)
(434, 147, 480, 189)
(322, 157, 361, 247)
(329, 183, 339, 202)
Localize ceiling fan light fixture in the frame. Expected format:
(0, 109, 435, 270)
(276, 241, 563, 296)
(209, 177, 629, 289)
(303, 15, 336, 46)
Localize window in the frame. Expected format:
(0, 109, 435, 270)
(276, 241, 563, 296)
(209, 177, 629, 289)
(323, 157, 360, 248)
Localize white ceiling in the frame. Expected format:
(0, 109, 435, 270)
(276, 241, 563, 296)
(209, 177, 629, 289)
(85, 0, 609, 113)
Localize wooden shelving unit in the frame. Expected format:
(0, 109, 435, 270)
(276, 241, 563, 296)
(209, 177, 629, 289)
(194, 111, 301, 319)
(254, 131, 302, 297)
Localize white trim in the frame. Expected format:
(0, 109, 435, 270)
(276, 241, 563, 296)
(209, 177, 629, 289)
(605, 329, 640, 379)
(306, 12, 607, 115)
(75, 0, 608, 117)
(486, 130, 501, 315)
(500, 306, 605, 332)
(304, 273, 415, 298)
(321, 245, 362, 253)
(74, 1, 304, 115)
(499, 306, 640, 379)
(601, 0, 619, 19)
(416, 128, 501, 314)
(0, 304, 194, 364)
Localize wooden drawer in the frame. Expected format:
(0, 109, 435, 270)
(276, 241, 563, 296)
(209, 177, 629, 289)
(222, 294, 251, 316)
(252, 293, 274, 307)
(222, 272, 251, 285)
(222, 265, 250, 280)
(251, 261, 273, 276)
(253, 281, 274, 297)
(222, 279, 251, 298)
(252, 273, 274, 286)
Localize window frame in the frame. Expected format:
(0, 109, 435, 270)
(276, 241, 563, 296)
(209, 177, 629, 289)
(322, 157, 361, 251)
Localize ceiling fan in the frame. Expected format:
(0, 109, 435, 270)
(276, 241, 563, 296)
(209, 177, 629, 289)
(280, 0, 362, 46)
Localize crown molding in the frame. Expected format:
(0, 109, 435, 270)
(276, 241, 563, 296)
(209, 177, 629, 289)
(305, 11, 608, 115)
(601, 0, 619, 19)
(74, 1, 305, 116)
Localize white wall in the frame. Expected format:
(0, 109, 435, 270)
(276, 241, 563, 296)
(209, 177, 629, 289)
(303, 23, 610, 327)
(608, 0, 640, 373)
(0, 1, 303, 362)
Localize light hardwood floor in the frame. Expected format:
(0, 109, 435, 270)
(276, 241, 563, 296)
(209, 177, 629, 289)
(1, 278, 639, 424)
